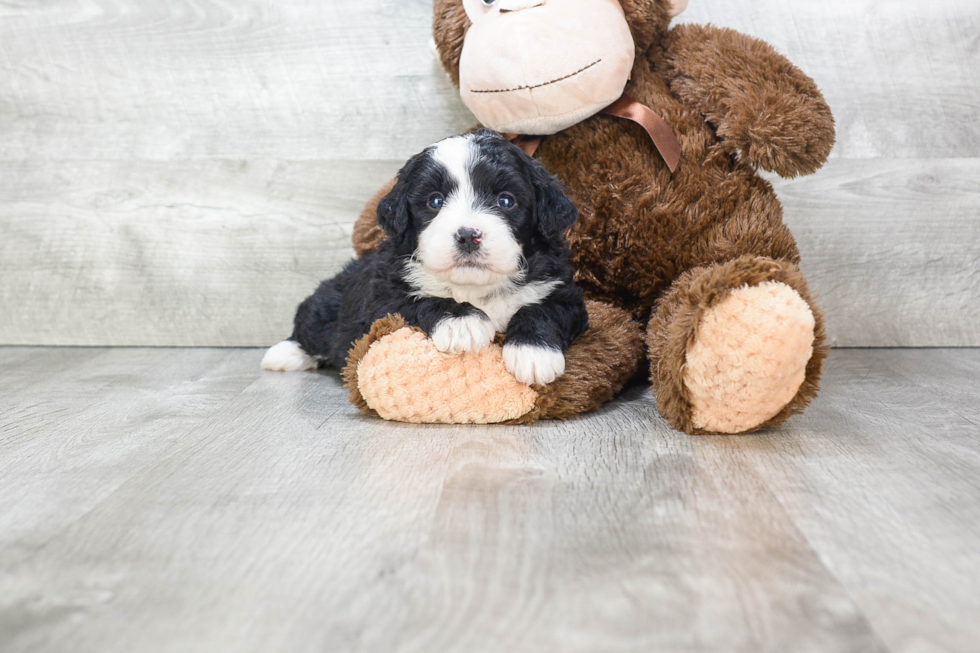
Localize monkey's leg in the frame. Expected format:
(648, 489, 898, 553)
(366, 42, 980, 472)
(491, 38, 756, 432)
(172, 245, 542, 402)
(646, 255, 827, 434)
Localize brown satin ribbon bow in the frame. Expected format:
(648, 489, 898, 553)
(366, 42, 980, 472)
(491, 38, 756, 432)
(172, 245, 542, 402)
(504, 93, 682, 173)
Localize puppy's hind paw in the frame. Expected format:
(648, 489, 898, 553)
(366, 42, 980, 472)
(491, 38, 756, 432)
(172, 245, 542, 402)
(431, 315, 496, 354)
(503, 344, 565, 386)
(261, 340, 316, 372)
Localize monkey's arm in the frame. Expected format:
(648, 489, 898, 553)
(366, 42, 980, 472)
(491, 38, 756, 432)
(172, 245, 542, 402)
(352, 177, 396, 256)
(659, 24, 835, 178)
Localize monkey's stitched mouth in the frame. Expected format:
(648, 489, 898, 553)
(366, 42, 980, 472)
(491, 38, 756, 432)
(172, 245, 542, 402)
(470, 59, 602, 94)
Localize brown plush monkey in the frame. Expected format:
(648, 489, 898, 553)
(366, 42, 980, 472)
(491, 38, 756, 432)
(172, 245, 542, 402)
(345, 0, 835, 434)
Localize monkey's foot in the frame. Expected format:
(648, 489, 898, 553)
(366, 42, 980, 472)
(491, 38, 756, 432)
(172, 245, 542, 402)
(647, 256, 827, 435)
(683, 281, 815, 434)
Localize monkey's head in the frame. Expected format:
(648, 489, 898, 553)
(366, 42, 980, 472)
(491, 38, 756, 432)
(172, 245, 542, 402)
(433, 0, 688, 135)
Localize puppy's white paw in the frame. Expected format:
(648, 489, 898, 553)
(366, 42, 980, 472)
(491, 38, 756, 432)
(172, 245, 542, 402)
(261, 340, 315, 372)
(503, 344, 565, 386)
(431, 314, 495, 354)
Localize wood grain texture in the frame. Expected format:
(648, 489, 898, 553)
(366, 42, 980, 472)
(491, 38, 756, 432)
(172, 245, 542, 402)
(1, 0, 979, 346)
(773, 158, 980, 347)
(0, 0, 471, 162)
(0, 159, 399, 345)
(0, 348, 259, 568)
(2, 347, 979, 651)
(729, 349, 980, 653)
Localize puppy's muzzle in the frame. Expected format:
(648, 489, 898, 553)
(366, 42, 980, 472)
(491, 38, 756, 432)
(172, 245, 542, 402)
(455, 227, 483, 254)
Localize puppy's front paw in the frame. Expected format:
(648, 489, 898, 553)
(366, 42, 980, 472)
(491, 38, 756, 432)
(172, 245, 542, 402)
(430, 314, 495, 354)
(503, 344, 565, 386)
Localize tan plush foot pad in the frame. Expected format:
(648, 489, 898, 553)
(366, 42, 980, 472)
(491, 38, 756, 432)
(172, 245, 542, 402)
(343, 301, 645, 424)
(647, 256, 828, 435)
(684, 281, 814, 434)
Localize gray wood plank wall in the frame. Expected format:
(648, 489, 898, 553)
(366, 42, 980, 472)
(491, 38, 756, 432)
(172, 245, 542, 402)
(1, 0, 978, 346)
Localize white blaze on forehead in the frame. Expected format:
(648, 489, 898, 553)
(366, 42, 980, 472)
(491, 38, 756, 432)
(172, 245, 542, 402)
(431, 135, 478, 208)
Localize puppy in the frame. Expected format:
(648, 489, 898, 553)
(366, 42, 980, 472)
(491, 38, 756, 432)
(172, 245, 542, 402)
(261, 129, 588, 385)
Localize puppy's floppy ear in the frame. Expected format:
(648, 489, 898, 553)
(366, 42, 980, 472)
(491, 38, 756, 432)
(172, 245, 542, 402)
(378, 149, 432, 240)
(529, 158, 578, 238)
(376, 179, 411, 239)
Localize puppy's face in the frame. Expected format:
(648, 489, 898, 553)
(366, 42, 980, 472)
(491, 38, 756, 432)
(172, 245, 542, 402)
(378, 130, 577, 289)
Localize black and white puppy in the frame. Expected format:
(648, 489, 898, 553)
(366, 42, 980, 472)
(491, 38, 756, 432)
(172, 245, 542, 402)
(261, 129, 588, 385)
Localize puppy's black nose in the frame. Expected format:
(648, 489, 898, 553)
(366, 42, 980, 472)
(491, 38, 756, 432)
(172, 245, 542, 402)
(455, 227, 483, 254)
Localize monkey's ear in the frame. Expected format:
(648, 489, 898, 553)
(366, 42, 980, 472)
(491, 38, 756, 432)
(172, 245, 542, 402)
(530, 159, 578, 238)
(668, 0, 689, 17)
(619, 0, 684, 50)
(376, 181, 411, 240)
(432, 0, 470, 88)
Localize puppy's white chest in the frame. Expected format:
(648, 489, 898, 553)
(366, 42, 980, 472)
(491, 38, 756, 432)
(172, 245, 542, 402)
(466, 280, 561, 332)
(405, 261, 560, 333)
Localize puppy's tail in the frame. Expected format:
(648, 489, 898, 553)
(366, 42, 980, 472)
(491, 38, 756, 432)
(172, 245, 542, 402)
(261, 340, 316, 372)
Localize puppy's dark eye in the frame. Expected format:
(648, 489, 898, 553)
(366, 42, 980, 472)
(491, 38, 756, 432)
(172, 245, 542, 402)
(482, 0, 497, 6)
(497, 193, 515, 210)
(428, 193, 445, 210)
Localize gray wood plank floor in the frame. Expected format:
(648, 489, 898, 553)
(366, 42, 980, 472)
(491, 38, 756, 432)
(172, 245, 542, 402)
(1, 347, 978, 652)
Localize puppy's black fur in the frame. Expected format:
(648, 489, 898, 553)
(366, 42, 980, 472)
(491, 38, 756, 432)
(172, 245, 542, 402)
(286, 129, 588, 370)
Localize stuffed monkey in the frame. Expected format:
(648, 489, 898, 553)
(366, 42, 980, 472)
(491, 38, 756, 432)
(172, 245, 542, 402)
(344, 0, 835, 434)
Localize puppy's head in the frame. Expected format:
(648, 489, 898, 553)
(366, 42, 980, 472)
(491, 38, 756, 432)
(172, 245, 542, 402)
(378, 129, 578, 288)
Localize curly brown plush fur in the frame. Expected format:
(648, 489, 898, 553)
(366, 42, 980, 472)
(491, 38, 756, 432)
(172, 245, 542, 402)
(352, 0, 835, 433)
